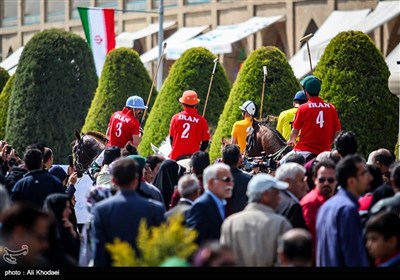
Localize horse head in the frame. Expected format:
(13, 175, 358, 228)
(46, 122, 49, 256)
(71, 131, 107, 176)
(246, 122, 291, 160)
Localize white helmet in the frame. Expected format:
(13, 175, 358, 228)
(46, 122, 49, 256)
(239, 100, 257, 116)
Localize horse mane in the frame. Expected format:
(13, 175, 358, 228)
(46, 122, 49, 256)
(85, 131, 108, 144)
(256, 120, 287, 146)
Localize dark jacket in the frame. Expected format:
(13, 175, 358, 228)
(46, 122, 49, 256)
(370, 192, 400, 215)
(11, 169, 65, 207)
(4, 166, 27, 194)
(92, 190, 165, 267)
(186, 192, 223, 245)
(229, 167, 252, 214)
(164, 199, 192, 221)
(276, 190, 307, 229)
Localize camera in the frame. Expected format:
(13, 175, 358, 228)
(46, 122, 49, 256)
(243, 154, 277, 173)
(5, 145, 12, 155)
(68, 155, 74, 168)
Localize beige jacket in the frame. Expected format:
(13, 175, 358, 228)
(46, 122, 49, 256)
(220, 202, 292, 266)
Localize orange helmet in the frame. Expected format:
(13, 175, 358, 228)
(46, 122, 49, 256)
(179, 90, 200, 106)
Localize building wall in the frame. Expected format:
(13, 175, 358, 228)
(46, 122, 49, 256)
(0, 0, 397, 82)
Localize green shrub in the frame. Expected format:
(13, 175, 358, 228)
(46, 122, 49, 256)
(209, 46, 301, 161)
(0, 74, 15, 139)
(0, 67, 10, 94)
(314, 30, 397, 157)
(5, 29, 97, 163)
(139, 47, 230, 156)
(82, 47, 155, 134)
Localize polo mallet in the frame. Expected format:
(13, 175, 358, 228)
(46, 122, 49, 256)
(141, 42, 167, 126)
(300, 33, 314, 74)
(202, 57, 219, 117)
(259, 66, 268, 120)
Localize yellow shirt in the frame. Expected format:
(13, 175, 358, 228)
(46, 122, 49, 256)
(276, 107, 298, 140)
(231, 117, 253, 154)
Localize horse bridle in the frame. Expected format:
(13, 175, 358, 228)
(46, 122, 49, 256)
(73, 135, 103, 182)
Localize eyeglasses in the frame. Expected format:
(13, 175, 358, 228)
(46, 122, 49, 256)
(318, 177, 335, 184)
(215, 176, 233, 183)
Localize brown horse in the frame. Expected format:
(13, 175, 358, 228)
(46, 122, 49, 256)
(245, 121, 291, 159)
(71, 131, 107, 177)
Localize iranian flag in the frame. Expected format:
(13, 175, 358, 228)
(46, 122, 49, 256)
(78, 7, 115, 76)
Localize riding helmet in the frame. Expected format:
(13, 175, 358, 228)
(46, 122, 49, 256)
(300, 75, 321, 96)
(126, 96, 148, 109)
(179, 90, 200, 106)
(239, 100, 258, 117)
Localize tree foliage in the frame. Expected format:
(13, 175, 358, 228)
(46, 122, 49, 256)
(5, 29, 97, 162)
(209, 46, 301, 161)
(314, 30, 397, 157)
(0, 74, 15, 139)
(82, 47, 155, 134)
(139, 47, 230, 156)
(106, 214, 197, 266)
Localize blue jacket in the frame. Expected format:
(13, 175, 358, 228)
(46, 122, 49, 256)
(316, 188, 369, 267)
(92, 190, 165, 267)
(186, 192, 223, 245)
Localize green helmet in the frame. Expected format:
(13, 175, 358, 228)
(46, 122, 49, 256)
(300, 75, 321, 96)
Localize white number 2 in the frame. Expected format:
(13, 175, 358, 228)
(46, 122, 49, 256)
(115, 122, 122, 137)
(181, 122, 191, 138)
(316, 111, 324, 128)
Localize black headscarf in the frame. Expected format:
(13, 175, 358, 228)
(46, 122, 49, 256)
(153, 159, 185, 209)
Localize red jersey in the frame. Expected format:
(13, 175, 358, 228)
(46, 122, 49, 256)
(292, 96, 341, 155)
(107, 107, 140, 149)
(169, 107, 210, 160)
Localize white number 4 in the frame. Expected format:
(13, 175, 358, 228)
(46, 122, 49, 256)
(316, 111, 324, 128)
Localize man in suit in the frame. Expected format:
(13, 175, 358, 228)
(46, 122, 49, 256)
(186, 163, 234, 245)
(275, 162, 308, 229)
(92, 157, 165, 267)
(222, 144, 252, 215)
(165, 174, 200, 220)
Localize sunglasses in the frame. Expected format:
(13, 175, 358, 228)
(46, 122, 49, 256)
(318, 177, 335, 184)
(215, 176, 233, 183)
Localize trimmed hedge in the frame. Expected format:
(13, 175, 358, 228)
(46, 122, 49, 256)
(5, 29, 97, 163)
(209, 46, 301, 161)
(82, 47, 155, 134)
(0, 67, 10, 94)
(314, 30, 397, 157)
(0, 74, 15, 139)
(139, 47, 230, 156)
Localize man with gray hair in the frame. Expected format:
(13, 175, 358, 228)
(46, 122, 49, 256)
(165, 174, 200, 220)
(186, 163, 234, 245)
(220, 174, 292, 266)
(275, 162, 308, 229)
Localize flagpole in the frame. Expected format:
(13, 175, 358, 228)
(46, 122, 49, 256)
(157, 0, 164, 91)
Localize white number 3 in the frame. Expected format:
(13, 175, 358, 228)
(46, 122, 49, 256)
(181, 122, 190, 138)
(316, 111, 324, 128)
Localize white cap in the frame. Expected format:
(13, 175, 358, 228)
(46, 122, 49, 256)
(246, 173, 288, 197)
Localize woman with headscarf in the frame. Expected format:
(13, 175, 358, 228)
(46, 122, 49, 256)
(44, 193, 80, 266)
(153, 159, 185, 209)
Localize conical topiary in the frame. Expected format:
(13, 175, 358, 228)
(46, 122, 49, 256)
(209, 46, 301, 162)
(139, 47, 230, 156)
(314, 30, 397, 157)
(82, 47, 156, 134)
(5, 29, 97, 162)
(0, 74, 15, 139)
(0, 67, 10, 95)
